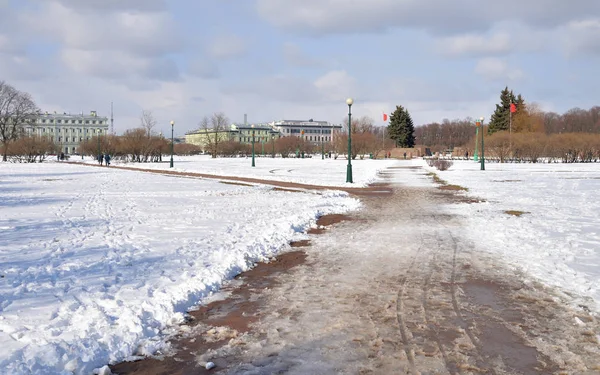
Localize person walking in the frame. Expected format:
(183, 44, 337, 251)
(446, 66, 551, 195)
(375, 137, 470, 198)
(98, 153, 103, 166)
(104, 153, 111, 166)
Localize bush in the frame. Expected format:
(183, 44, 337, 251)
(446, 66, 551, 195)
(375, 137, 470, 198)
(429, 159, 453, 171)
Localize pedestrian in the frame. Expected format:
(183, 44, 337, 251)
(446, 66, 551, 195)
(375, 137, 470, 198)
(104, 153, 111, 166)
(98, 153, 103, 166)
(403, 152, 407, 159)
(465, 151, 469, 160)
(60, 152, 65, 161)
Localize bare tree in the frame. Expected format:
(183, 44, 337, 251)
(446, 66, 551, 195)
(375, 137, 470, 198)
(140, 110, 157, 137)
(203, 112, 229, 158)
(0, 81, 39, 161)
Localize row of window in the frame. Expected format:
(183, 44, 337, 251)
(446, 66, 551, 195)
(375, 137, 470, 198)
(37, 128, 104, 134)
(240, 136, 331, 143)
(286, 129, 332, 134)
(51, 136, 95, 143)
(38, 119, 104, 125)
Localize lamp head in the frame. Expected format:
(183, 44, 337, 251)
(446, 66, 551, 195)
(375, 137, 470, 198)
(479, 117, 484, 122)
(170, 120, 174, 126)
(346, 98, 354, 106)
(251, 124, 254, 128)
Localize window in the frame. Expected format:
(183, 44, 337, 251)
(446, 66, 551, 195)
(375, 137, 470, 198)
(79, 120, 83, 124)
(98, 121, 103, 125)
(57, 120, 62, 124)
(79, 129, 82, 133)
(92, 121, 96, 124)
(79, 137, 83, 142)
(58, 136, 62, 142)
(85, 120, 90, 124)
(42, 119, 46, 124)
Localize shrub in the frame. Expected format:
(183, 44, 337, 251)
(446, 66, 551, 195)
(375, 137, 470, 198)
(432, 159, 453, 171)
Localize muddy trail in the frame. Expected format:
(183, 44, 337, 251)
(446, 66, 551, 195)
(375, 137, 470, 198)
(112, 166, 600, 375)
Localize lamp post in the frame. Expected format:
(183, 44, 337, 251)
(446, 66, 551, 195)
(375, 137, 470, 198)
(271, 135, 275, 158)
(480, 117, 485, 170)
(474, 125, 479, 162)
(476, 117, 485, 170)
(170, 120, 174, 168)
(346, 98, 354, 183)
(251, 124, 255, 167)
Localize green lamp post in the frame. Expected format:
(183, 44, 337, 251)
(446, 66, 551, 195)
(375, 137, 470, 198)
(170, 120, 174, 168)
(346, 97, 354, 183)
(251, 124, 255, 167)
(479, 117, 485, 170)
(271, 135, 275, 158)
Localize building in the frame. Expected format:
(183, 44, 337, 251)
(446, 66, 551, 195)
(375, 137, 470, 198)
(20, 111, 109, 154)
(185, 119, 341, 150)
(270, 119, 342, 145)
(185, 123, 281, 151)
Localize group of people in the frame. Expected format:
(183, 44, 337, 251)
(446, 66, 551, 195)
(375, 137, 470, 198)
(97, 153, 111, 166)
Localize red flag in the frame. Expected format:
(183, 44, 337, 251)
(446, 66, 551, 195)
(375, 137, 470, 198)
(383, 113, 388, 121)
(510, 103, 517, 113)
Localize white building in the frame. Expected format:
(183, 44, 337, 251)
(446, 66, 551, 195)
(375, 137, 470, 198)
(21, 111, 109, 154)
(269, 119, 342, 144)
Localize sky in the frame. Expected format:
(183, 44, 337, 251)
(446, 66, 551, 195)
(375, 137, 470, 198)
(1, 157, 599, 373)
(1, 0, 599, 136)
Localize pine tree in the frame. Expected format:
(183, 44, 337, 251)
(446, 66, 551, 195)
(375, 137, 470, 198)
(488, 87, 517, 134)
(387, 105, 415, 147)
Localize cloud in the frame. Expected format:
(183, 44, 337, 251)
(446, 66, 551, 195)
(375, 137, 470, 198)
(208, 35, 248, 59)
(283, 42, 324, 67)
(187, 59, 220, 79)
(474, 58, 525, 81)
(257, 0, 600, 35)
(437, 33, 512, 57)
(561, 18, 600, 56)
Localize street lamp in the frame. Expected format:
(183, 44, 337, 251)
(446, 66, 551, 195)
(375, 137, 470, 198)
(271, 135, 275, 158)
(346, 97, 354, 183)
(251, 124, 255, 167)
(476, 117, 485, 170)
(170, 120, 174, 168)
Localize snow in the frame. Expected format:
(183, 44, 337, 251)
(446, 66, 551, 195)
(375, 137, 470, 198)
(80, 154, 398, 188)
(421, 159, 600, 314)
(2, 156, 600, 374)
(0, 159, 374, 374)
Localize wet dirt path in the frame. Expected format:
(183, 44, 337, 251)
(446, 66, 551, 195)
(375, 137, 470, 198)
(111, 165, 600, 374)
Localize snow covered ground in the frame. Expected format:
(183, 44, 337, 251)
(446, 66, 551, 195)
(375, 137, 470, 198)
(1, 157, 599, 374)
(0, 160, 376, 374)
(79, 154, 398, 188)
(421, 159, 600, 315)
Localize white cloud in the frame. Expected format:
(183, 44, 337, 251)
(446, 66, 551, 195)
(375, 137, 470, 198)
(283, 42, 323, 67)
(474, 58, 524, 81)
(313, 70, 357, 102)
(438, 33, 511, 56)
(208, 35, 248, 59)
(257, 0, 600, 35)
(561, 18, 600, 56)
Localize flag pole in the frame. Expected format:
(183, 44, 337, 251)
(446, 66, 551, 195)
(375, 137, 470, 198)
(509, 103, 513, 160)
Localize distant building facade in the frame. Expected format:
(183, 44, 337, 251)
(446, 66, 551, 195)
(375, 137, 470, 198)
(20, 111, 109, 154)
(270, 119, 342, 145)
(185, 119, 341, 151)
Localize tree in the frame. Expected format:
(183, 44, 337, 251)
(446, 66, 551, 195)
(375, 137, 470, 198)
(489, 87, 518, 134)
(0, 81, 39, 161)
(201, 112, 229, 158)
(387, 105, 415, 147)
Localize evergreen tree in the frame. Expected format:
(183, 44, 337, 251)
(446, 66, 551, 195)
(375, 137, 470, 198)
(387, 105, 415, 147)
(488, 87, 517, 134)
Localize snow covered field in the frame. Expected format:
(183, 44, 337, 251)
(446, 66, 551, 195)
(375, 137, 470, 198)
(0, 160, 374, 374)
(1, 157, 600, 374)
(422, 159, 600, 315)
(80, 154, 398, 188)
